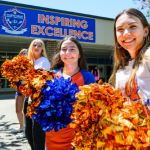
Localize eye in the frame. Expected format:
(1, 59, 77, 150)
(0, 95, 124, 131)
(38, 45, 42, 48)
(116, 28, 124, 32)
(130, 25, 137, 29)
(61, 48, 67, 52)
(70, 48, 76, 51)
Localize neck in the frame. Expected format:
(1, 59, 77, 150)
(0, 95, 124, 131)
(130, 53, 136, 59)
(34, 56, 41, 61)
(130, 42, 146, 59)
(63, 64, 80, 76)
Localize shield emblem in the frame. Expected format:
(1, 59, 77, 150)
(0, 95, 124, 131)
(4, 8, 25, 31)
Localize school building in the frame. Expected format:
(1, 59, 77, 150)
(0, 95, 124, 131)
(0, 0, 114, 98)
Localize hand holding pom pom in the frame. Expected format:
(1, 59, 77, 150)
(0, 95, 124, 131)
(25, 70, 54, 117)
(32, 77, 79, 132)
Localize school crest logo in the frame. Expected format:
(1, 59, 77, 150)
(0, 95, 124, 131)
(2, 8, 27, 34)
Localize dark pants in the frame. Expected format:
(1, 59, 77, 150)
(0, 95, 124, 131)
(24, 98, 45, 150)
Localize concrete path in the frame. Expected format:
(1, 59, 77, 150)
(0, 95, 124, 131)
(0, 99, 30, 150)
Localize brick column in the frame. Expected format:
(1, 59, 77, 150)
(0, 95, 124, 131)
(45, 40, 58, 61)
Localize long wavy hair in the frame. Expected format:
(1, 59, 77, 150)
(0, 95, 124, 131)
(51, 36, 87, 70)
(109, 8, 150, 87)
(28, 39, 48, 64)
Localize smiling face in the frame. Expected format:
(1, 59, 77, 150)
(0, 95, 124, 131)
(115, 14, 148, 58)
(32, 42, 43, 59)
(60, 40, 80, 66)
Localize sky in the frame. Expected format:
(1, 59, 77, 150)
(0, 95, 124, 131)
(1, 0, 150, 21)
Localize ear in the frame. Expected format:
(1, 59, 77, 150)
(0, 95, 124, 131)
(144, 27, 149, 37)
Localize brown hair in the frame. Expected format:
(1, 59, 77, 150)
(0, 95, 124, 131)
(51, 36, 87, 70)
(109, 8, 150, 86)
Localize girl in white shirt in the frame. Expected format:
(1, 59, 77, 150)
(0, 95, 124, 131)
(28, 39, 50, 71)
(109, 8, 150, 107)
(24, 39, 50, 150)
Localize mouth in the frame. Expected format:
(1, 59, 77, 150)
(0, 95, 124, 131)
(34, 49, 40, 52)
(123, 39, 135, 44)
(34, 50, 41, 54)
(64, 57, 73, 59)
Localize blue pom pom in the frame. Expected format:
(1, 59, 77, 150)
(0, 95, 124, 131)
(33, 77, 79, 132)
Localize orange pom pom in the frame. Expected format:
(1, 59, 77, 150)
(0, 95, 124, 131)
(71, 83, 150, 149)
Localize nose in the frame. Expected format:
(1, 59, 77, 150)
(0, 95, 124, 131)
(35, 45, 39, 49)
(123, 29, 131, 36)
(65, 49, 71, 55)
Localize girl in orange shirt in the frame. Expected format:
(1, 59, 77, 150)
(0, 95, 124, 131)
(45, 36, 95, 150)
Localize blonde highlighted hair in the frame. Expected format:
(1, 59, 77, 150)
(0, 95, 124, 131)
(28, 39, 48, 63)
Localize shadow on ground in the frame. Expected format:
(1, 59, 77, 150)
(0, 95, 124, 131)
(0, 115, 28, 150)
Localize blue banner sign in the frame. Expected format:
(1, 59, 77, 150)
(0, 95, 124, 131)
(0, 4, 96, 43)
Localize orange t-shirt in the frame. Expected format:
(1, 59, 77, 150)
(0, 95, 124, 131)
(45, 71, 84, 150)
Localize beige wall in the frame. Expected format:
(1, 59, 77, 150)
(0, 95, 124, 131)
(81, 18, 114, 56)
(81, 18, 114, 55)
(95, 19, 114, 46)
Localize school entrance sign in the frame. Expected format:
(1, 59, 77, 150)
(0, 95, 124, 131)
(0, 3, 96, 43)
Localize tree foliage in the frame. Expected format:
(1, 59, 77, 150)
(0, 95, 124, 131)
(134, 0, 150, 17)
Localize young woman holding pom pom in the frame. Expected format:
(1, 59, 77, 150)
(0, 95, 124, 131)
(45, 36, 95, 150)
(109, 8, 150, 111)
(24, 39, 50, 150)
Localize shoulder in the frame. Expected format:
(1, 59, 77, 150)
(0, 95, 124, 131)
(40, 57, 51, 66)
(80, 69, 95, 84)
(39, 57, 50, 62)
(35, 57, 49, 64)
(80, 69, 93, 75)
(34, 57, 51, 70)
(143, 47, 150, 65)
(142, 47, 150, 72)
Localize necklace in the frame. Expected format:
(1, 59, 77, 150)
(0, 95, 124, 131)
(62, 67, 80, 77)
